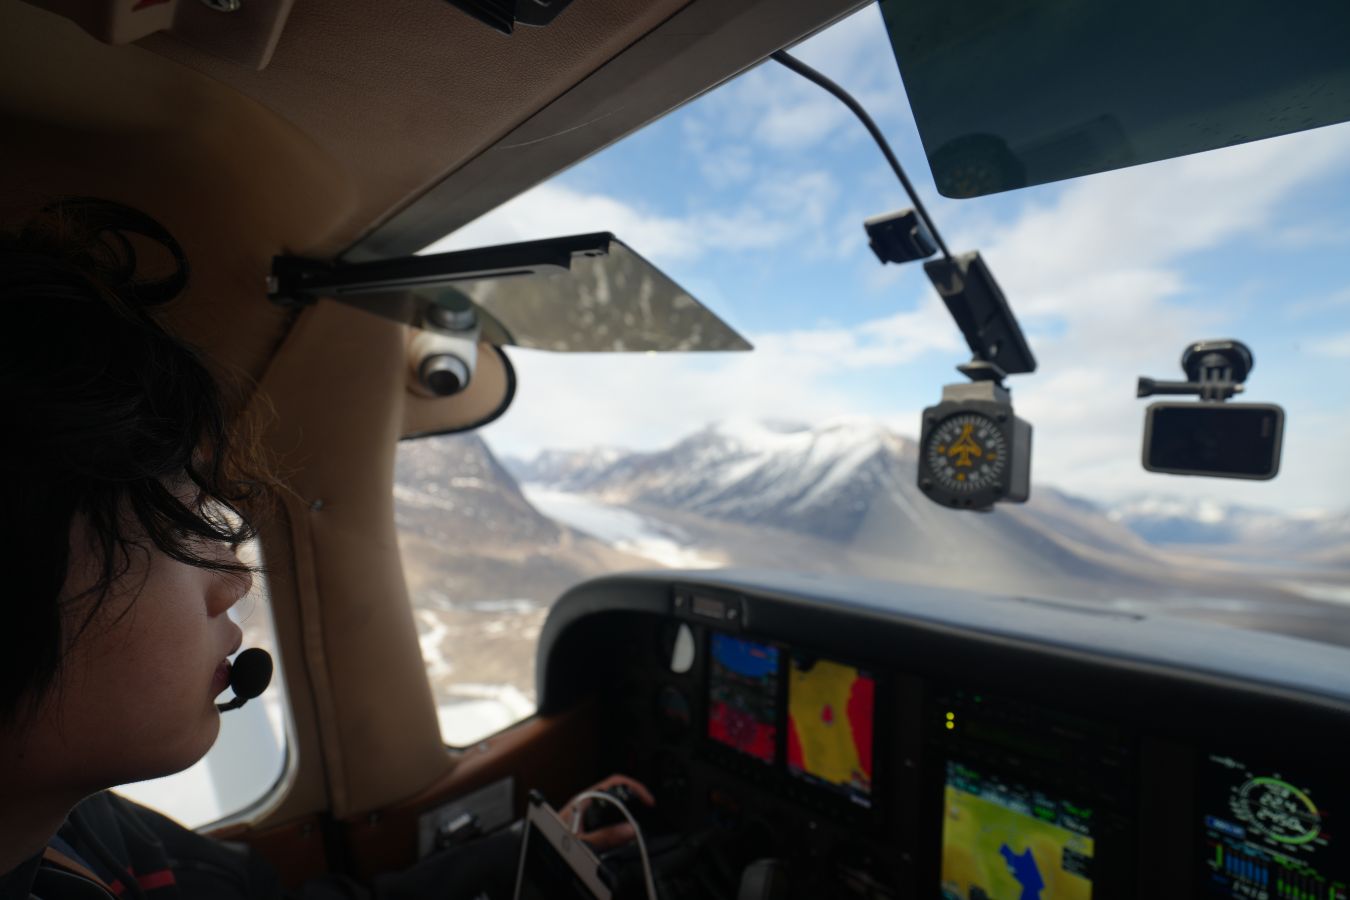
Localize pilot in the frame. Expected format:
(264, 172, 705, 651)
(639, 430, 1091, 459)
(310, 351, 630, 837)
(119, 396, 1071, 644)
(0, 198, 651, 900)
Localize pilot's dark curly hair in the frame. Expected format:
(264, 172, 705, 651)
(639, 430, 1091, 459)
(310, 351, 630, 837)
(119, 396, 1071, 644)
(0, 198, 262, 726)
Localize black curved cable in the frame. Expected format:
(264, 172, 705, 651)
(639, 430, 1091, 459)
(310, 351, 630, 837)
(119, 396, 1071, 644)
(770, 49, 953, 261)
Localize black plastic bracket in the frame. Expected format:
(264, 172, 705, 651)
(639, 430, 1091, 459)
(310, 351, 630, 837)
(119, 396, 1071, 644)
(956, 358, 1008, 385)
(442, 0, 575, 35)
(1137, 339, 1253, 402)
(268, 232, 613, 311)
(923, 252, 1037, 377)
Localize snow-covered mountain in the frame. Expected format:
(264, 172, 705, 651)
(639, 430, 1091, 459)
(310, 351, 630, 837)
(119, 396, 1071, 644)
(398, 431, 560, 545)
(505, 419, 1212, 597)
(502, 446, 628, 491)
(1107, 495, 1350, 561)
(515, 420, 914, 542)
(505, 423, 1350, 567)
(395, 434, 650, 605)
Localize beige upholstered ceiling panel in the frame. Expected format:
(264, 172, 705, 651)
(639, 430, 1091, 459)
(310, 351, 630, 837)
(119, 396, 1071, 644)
(1, 0, 691, 384)
(141, 0, 692, 255)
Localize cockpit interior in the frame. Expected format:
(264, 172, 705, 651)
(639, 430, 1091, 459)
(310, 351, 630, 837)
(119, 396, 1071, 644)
(4, 0, 1350, 897)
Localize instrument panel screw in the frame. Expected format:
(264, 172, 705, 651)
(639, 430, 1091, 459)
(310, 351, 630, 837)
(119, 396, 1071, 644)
(726, 608, 739, 621)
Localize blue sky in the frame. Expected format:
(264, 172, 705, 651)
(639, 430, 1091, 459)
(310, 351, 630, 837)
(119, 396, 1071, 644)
(426, 5, 1350, 513)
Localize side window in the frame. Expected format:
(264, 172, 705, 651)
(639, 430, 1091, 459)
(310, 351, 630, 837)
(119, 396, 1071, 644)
(397, 432, 559, 747)
(115, 539, 288, 828)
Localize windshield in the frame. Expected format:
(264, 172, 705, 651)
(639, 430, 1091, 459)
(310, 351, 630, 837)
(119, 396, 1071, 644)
(396, 5, 1350, 743)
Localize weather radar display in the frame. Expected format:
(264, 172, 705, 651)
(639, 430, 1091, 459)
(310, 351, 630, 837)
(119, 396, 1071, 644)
(707, 634, 779, 764)
(1202, 754, 1347, 899)
(941, 761, 1095, 900)
(787, 654, 875, 807)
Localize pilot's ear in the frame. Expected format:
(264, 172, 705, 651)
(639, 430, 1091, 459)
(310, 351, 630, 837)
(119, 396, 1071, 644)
(402, 340, 516, 439)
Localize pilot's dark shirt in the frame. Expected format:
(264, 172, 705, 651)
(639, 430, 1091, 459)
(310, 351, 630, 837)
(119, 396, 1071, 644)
(0, 792, 299, 900)
(1, 793, 517, 900)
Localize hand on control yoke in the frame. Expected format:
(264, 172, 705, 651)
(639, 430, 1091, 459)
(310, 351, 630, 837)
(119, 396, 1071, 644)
(557, 774, 656, 852)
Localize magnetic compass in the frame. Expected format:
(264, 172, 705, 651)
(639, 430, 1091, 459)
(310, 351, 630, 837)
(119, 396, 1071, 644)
(925, 413, 1009, 494)
(917, 389, 1031, 510)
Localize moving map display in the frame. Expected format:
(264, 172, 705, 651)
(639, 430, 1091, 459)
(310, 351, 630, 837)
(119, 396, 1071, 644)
(786, 654, 875, 806)
(1202, 754, 1347, 900)
(707, 634, 779, 764)
(941, 760, 1095, 900)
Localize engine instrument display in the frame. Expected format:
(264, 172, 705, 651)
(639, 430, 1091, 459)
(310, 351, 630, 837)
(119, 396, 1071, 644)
(941, 759, 1095, 900)
(1201, 754, 1347, 899)
(707, 634, 779, 764)
(786, 654, 875, 807)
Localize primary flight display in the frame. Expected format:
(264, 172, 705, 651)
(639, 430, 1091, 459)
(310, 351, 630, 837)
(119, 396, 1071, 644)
(707, 634, 779, 764)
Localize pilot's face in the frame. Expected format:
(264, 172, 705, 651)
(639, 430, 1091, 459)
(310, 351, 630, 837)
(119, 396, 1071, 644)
(23, 510, 250, 795)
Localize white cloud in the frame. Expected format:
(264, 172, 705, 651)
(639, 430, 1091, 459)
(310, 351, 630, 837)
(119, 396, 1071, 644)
(695, 142, 755, 188)
(1287, 286, 1350, 319)
(757, 91, 850, 150)
(423, 172, 840, 267)
(422, 184, 701, 261)
(1309, 330, 1350, 358)
(1273, 221, 1350, 249)
(975, 124, 1350, 508)
(979, 130, 1350, 314)
(680, 4, 910, 162)
(484, 295, 958, 457)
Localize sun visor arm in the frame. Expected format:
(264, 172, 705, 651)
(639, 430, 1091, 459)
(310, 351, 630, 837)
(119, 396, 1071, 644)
(269, 233, 752, 354)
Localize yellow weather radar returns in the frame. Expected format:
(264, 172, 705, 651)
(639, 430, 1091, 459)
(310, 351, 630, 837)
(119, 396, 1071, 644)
(787, 654, 875, 807)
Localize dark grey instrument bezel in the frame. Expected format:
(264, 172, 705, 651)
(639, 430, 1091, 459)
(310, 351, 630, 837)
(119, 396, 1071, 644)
(537, 569, 1350, 727)
(533, 569, 1350, 897)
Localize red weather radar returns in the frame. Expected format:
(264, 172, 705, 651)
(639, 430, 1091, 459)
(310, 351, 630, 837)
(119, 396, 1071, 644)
(787, 655, 875, 805)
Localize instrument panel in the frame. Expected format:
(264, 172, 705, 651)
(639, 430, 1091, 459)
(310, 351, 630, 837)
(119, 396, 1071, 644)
(534, 571, 1350, 899)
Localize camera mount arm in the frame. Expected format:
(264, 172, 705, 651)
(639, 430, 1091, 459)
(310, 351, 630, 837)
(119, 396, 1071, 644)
(1137, 340, 1253, 402)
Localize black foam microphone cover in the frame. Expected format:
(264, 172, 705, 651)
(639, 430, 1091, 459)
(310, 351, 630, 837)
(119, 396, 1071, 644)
(231, 648, 273, 699)
(216, 648, 273, 711)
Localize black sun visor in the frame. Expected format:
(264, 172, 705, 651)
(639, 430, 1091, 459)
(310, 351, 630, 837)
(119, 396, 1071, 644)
(270, 233, 751, 353)
(879, 0, 1350, 198)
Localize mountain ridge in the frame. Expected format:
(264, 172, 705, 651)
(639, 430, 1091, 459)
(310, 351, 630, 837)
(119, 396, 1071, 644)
(505, 419, 1200, 599)
(505, 422, 1349, 565)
